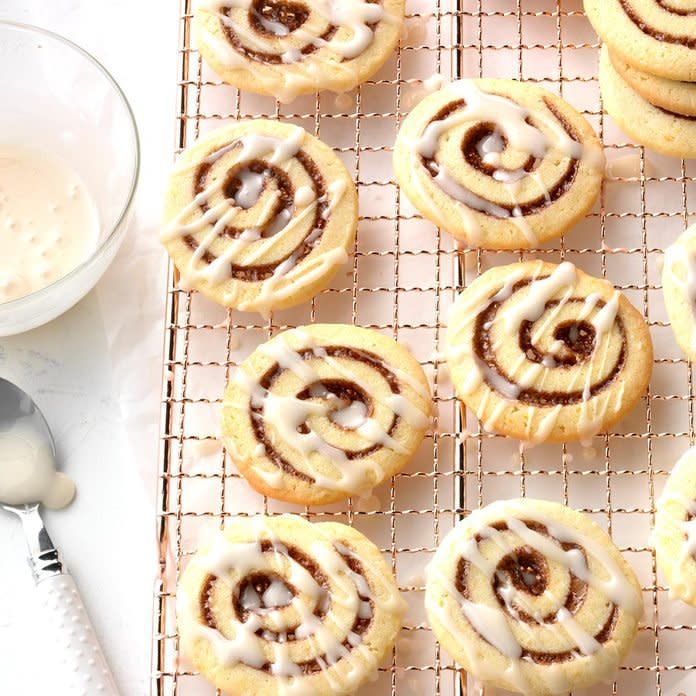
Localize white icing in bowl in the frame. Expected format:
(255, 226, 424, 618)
(0, 145, 99, 303)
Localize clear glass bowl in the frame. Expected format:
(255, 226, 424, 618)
(0, 21, 139, 336)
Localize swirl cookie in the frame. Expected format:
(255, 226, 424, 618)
(654, 448, 696, 606)
(393, 79, 604, 250)
(446, 260, 653, 443)
(161, 120, 358, 315)
(584, 0, 696, 82)
(610, 53, 696, 117)
(194, 0, 405, 101)
(178, 514, 406, 695)
(662, 225, 696, 361)
(222, 324, 431, 505)
(599, 46, 696, 159)
(425, 499, 643, 696)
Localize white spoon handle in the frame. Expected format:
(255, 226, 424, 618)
(36, 573, 120, 696)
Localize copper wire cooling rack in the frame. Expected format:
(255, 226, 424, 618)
(152, 1, 696, 694)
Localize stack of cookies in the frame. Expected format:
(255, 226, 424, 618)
(584, 0, 696, 159)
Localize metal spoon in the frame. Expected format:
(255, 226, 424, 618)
(0, 377, 119, 696)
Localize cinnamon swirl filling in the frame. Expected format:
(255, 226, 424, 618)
(473, 281, 627, 407)
(420, 96, 581, 221)
(177, 515, 406, 694)
(455, 521, 619, 664)
(425, 500, 643, 695)
(222, 324, 431, 503)
(250, 346, 401, 484)
(210, 0, 383, 65)
(161, 121, 357, 314)
(445, 260, 652, 442)
(395, 79, 604, 250)
(221, 1, 336, 64)
(200, 540, 375, 673)
(183, 145, 327, 282)
(618, 0, 696, 47)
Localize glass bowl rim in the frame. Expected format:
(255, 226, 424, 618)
(0, 20, 141, 312)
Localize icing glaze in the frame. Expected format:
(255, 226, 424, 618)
(408, 81, 603, 246)
(416, 82, 568, 160)
(226, 328, 430, 496)
(422, 73, 448, 93)
(0, 423, 75, 509)
(162, 126, 349, 316)
(178, 515, 406, 694)
(447, 261, 636, 443)
(427, 500, 643, 695)
(198, 0, 398, 102)
(0, 145, 99, 303)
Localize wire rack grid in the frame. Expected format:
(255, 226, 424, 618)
(152, 1, 696, 695)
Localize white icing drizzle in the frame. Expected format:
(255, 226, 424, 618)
(199, 0, 397, 102)
(500, 262, 577, 335)
(417, 82, 560, 161)
(236, 181, 348, 316)
(162, 127, 348, 315)
(447, 261, 629, 443)
(555, 607, 601, 656)
(410, 81, 599, 245)
(178, 516, 406, 694)
(0, 145, 99, 303)
(427, 501, 642, 695)
(228, 329, 430, 495)
(460, 599, 521, 658)
(423, 73, 448, 93)
(330, 400, 368, 428)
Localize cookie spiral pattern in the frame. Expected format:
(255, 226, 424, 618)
(222, 324, 431, 505)
(177, 515, 406, 696)
(194, 0, 404, 101)
(393, 79, 604, 249)
(585, 0, 696, 81)
(161, 121, 357, 315)
(425, 499, 643, 696)
(446, 261, 653, 443)
(654, 447, 696, 606)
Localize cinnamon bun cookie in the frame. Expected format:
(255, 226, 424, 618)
(222, 324, 431, 505)
(178, 514, 406, 695)
(654, 447, 696, 606)
(662, 224, 696, 362)
(425, 499, 643, 696)
(446, 261, 653, 443)
(161, 120, 358, 315)
(194, 0, 405, 101)
(599, 46, 696, 158)
(610, 53, 696, 117)
(393, 79, 604, 250)
(584, 0, 696, 82)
